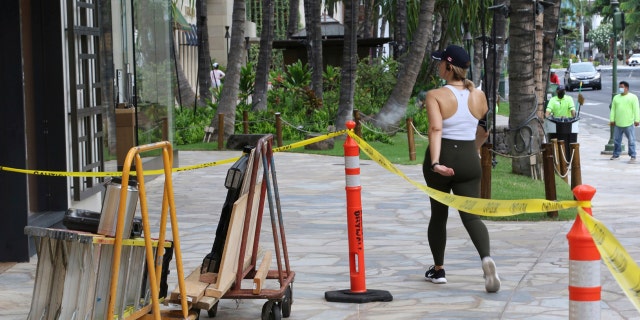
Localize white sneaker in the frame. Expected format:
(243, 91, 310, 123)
(482, 257, 500, 293)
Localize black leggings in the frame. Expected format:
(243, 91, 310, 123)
(422, 139, 491, 266)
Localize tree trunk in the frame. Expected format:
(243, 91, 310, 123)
(334, 0, 358, 130)
(196, 0, 212, 106)
(210, 0, 246, 137)
(484, 0, 508, 119)
(252, 0, 274, 111)
(362, 0, 373, 38)
(174, 58, 196, 109)
(508, 0, 542, 176)
(541, 0, 561, 116)
(304, 0, 323, 101)
(372, 0, 436, 131)
(394, 0, 407, 61)
(287, 0, 300, 38)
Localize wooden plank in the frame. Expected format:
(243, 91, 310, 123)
(170, 267, 210, 303)
(204, 193, 248, 298)
(193, 296, 218, 311)
(242, 184, 262, 270)
(253, 251, 272, 294)
(138, 309, 200, 320)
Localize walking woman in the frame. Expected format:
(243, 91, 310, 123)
(422, 45, 500, 293)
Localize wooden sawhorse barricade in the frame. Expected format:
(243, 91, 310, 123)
(168, 134, 295, 320)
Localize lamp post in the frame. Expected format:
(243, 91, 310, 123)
(603, 0, 620, 154)
(224, 26, 230, 57)
(464, 31, 474, 82)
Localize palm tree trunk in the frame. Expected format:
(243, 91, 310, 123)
(485, 0, 508, 118)
(196, 0, 212, 106)
(304, 0, 323, 101)
(372, 0, 436, 131)
(252, 0, 274, 111)
(211, 0, 246, 137)
(174, 58, 197, 108)
(541, 0, 561, 116)
(287, 0, 300, 38)
(508, 0, 543, 176)
(395, 0, 407, 61)
(335, 0, 358, 130)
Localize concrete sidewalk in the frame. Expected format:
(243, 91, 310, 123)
(1, 119, 639, 319)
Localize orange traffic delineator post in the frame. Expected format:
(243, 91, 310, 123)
(325, 121, 393, 303)
(567, 184, 600, 320)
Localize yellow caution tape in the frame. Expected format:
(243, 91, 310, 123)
(0, 129, 589, 216)
(0, 131, 348, 178)
(347, 131, 589, 216)
(273, 130, 348, 152)
(578, 208, 640, 313)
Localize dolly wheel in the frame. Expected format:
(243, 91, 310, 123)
(281, 285, 293, 318)
(207, 301, 218, 317)
(261, 300, 282, 320)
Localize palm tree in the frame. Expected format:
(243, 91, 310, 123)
(196, 0, 212, 106)
(395, 0, 408, 60)
(371, 0, 436, 131)
(508, 0, 542, 176)
(540, 1, 562, 120)
(210, 0, 246, 137)
(334, 0, 358, 130)
(304, 0, 323, 101)
(171, 1, 197, 109)
(174, 62, 197, 108)
(252, 0, 275, 111)
(287, 0, 301, 38)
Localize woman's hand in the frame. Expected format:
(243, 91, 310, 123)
(433, 164, 455, 176)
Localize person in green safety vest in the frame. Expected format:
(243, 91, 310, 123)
(545, 86, 576, 119)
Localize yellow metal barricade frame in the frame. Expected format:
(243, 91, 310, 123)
(107, 142, 188, 320)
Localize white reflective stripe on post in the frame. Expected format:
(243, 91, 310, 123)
(345, 156, 359, 168)
(346, 175, 361, 188)
(569, 301, 600, 320)
(569, 260, 600, 288)
(344, 155, 361, 188)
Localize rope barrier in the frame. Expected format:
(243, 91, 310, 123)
(409, 121, 429, 141)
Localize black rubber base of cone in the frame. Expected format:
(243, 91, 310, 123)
(324, 289, 393, 303)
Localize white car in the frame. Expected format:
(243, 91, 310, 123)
(628, 53, 640, 66)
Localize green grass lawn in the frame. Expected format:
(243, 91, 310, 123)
(177, 130, 576, 221)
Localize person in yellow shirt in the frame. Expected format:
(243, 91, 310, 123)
(545, 86, 577, 156)
(609, 81, 640, 161)
(545, 86, 576, 119)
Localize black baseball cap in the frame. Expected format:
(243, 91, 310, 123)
(431, 45, 471, 69)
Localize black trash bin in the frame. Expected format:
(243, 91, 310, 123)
(548, 117, 580, 160)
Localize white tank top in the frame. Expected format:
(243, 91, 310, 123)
(441, 85, 478, 141)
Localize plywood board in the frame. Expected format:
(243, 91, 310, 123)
(204, 193, 248, 298)
(170, 267, 210, 303)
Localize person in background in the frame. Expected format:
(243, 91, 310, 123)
(422, 44, 500, 293)
(545, 86, 577, 157)
(549, 70, 560, 85)
(210, 62, 225, 91)
(609, 81, 640, 162)
(545, 86, 576, 119)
